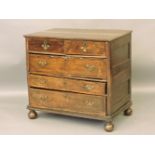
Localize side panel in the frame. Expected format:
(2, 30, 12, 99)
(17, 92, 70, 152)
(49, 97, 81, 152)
(110, 34, 132, 114)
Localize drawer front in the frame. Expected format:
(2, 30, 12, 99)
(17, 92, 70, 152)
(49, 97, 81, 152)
(29, 54, 107, 80)
(29, 54, 65, 76)
(64, 40, 107, 56)
(29, 88, 106, 115)
(67, 57, 107, 79)
(28, 38, 64, 53)
(29, 74, 106, 96)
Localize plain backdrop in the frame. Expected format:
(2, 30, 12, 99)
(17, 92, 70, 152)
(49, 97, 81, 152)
(0, 19, 155, 134)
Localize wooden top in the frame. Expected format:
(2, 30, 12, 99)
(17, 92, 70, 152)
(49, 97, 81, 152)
(24, 28, 132, 41)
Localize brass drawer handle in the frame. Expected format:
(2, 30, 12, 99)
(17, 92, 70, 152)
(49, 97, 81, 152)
(41, 40, 50, 50)
(93, 42, 99, 48)
(85, 64, 96, 72)
(38, 60, 48, 67)
(80, 41, 87, 52)
(80, 42, 99, 52)
(39, 95, 48, 103)
(85, 100, 95, 106)
(84, 84, 94, 91)
(39, 79, 47, 85)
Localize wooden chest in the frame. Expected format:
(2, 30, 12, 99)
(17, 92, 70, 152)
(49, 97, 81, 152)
(24, 29, 132, 132)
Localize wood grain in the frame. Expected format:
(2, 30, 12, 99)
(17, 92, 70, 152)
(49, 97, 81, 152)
(24, 29, 131, 41)
(29, 74, 106, 96)
(111, 79, 130, 113)
(28, 37, 64, 53)
(111, 44, 130, 66)
(29, 54, 107, 80)
(29, 88, 106, 116)
(29, 54, 65, 76)
(67, 57, 107, 79)
(64, 40, 107, 56)
(110, 34, 131, 114)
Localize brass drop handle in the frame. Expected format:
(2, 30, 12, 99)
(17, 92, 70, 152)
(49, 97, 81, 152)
(85, 64, 96, 72)
(41, 40, 50, 50)
(39, 79, 47, 85)
(39, 95, 48, 103)
(38, 60, 48, 67)
(85, 100, 95, 106)
(84, 85, 94, 91)
(80, 41, 88, 52)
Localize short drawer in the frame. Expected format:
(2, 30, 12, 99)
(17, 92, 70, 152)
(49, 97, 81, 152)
(29, 54, 65, 76)
(67, 57, 107, 79)
(29, 54, 107, 80)
(29, 74, 106, 96)
(64, 40, 107, 56)
(29, 88, 106, 116)
(28, 38, 64, 54)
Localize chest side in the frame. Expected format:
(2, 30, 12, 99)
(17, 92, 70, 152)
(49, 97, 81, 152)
(110, 34, 132, 114)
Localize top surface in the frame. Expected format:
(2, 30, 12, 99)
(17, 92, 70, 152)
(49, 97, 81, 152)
(25, 28, 132, 41)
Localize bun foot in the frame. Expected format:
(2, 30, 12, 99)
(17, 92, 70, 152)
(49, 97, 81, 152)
(104, 121, 114, 132)
(28, 110, 38, 119)
(124, 107, 132, 116)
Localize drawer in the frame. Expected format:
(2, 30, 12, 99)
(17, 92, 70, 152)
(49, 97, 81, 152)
(29, 88, 106, 116)
(29, 74, 106, 96)
(28, 38, 64, 54)
(29, 54, 107, 80)
(29, 54, 65, 76)
(64, 40, 107, 56)
(67, 57, 107, 79)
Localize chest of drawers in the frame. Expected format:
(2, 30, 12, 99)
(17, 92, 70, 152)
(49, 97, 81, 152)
(24, 29, 132, 132)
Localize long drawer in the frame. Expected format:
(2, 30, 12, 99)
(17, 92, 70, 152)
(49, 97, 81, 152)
(29, 54, 107, 80)
(29, 88, 106, 116)
(29, 74, 106, 96)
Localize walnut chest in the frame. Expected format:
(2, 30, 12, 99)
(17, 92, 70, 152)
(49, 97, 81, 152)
(24, 29, 132, 132)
